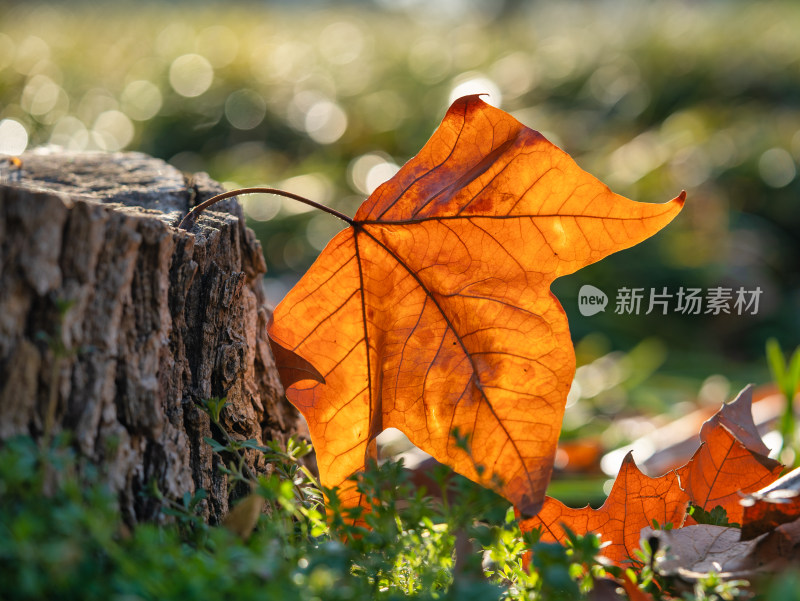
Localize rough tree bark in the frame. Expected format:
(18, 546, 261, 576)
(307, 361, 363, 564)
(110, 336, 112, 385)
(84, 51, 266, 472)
(0, 150, 295, 524)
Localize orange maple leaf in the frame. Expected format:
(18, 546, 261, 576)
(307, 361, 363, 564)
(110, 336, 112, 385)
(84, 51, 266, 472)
(517, 386, 782, 566)
(741, 466, 800, 540)
(519, 452, 689, 565)
(678, 387, 782, 524)
(267, 95, 684, 515)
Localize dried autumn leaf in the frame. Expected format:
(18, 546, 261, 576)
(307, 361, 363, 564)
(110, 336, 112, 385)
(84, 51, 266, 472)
(619, 572, 656, 601)
(223, 492, 265, 541)
(519, 452, 689, 564)
(704, 384, 772, 457)
(678, 386, 782, 524)
(268, 95, 684, 514)
(754, 516, 800, 565)
(648, 519, 800, 582)
(679, 426, 781, 524)
(741, 466, 800, 540)
(601, 384, 783, 477)
(647, 524, 762, 580)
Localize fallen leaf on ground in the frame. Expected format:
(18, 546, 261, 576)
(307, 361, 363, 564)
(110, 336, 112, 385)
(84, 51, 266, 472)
(741, 465, 800, 540)
(600, 384, 783, 478)
(678, 387, 782, 524)
(268, 95, 684, 514)
(520, 452, 689, 564)
(648, 517, 800, 583)
(224, 493, 265, 541)
(647, 524, 761, 580)
(753, 516, 800, 564)
(703, 385, 773, 456)
(521, 386, 784, 567)
(556, 438, 605, 474)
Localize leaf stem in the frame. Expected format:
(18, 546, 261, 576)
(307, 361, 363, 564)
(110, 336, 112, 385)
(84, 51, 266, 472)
(177, 187, 354, 230)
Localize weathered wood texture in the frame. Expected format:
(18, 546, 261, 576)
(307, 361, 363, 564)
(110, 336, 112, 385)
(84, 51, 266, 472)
(0, 150, 294, 524)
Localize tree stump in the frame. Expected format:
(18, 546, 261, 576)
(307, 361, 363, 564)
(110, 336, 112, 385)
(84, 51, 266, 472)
(0, 150, 295, 524)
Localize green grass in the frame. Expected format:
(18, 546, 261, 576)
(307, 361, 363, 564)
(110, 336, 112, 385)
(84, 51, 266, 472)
(1, 399, 798, 601)
(3, 426, 798, 601)
(6, 372, 800, 601)
(0, 431, 594, 600)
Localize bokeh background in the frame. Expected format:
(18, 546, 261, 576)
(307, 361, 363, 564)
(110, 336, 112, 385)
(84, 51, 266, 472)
(2, 0, 799, 494)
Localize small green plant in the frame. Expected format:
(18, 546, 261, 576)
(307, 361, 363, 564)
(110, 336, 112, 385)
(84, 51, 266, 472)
(196, 396, 260, 489)
(629, 536, 663, 596)
(688, 505, 739, 528)
(766, 338, 800, 465)
(687, 572, 749, 601)
(651, 519, 675, 531)
(197, 395, 228, 425)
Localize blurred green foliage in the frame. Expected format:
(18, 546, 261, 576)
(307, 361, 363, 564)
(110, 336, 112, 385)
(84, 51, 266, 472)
(1, 0, 798, 404)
